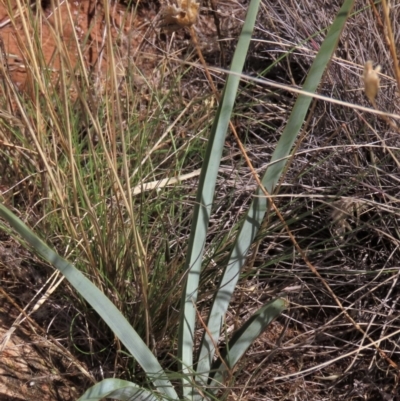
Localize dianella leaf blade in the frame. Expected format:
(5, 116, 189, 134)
(177, 0, 263, 398)
(197, 0, 355, 381)
(78, 379, 160, 401)
(208, 298, 287, 391)
(0, 204, 179, 401)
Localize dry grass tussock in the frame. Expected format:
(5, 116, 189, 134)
(1, 0, 400, 400)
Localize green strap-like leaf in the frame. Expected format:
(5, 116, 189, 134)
(178, 0, 263, 398)
(0, 204, 178, 401)
(196, 0, 355, 383)
(78, 379, 160, 401)
(208, 298, 287, 391)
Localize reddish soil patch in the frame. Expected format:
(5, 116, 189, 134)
(0, 0, 153, 93)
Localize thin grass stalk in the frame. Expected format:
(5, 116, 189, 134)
(45, 4, 111, 275)
(103, 0, 151, 342)
(2, 16, 67, 218)
(381, 0, 400, 91)
(184, 65, 400, 120)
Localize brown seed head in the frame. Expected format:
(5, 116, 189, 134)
(363, 60, 381, 104)
(160, 0, 200, 31)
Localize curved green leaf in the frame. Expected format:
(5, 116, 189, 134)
(196, 0, 355, 383)
(178, 0, 263, 398)
(0, 203, 178, 400)
(208, 298, 287, 391)
(78, 379, 160, 401)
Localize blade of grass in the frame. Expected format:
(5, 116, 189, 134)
(0, 203, 178, 401)
(196, 0, 355, 381)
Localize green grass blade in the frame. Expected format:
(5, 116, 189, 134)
(78, 379, 160, 401)
(208, 298, 287, 391)
(0, 203, 178, 401)
(197, 0, 355, 380)
(178, 0, 263, 397)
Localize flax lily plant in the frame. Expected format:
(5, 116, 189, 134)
(0, 0, 354, 399)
